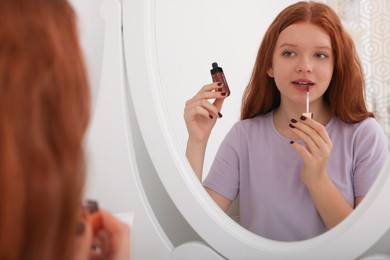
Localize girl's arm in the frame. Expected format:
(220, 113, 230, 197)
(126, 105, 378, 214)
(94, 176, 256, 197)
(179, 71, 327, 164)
(289, 116, 355, 229)
(303, 172, 354, 229)
(184, 82, 226, 179)
(185, 139, 208, 181)
(303, 175, 366, 229)
(184, 82, 231, 210)
(186, 141, 233, 212)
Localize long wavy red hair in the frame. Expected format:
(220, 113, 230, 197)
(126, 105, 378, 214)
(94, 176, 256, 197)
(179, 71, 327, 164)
(241, 1, 373, 122)
(0, 0, 90, 259)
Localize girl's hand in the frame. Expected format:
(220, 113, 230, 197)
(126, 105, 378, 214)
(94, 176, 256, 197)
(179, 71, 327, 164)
(184, 82, 227, 144)
(73, 214, 93, 260)
(289, 115, 333, 185)
(89, 209, 131, 260)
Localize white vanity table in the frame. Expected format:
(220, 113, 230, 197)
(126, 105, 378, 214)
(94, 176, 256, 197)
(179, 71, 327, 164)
(84, 0, 390, 259)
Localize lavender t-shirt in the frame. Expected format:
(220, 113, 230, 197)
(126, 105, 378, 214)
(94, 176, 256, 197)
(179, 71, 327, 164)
(203, 112, 389, 241)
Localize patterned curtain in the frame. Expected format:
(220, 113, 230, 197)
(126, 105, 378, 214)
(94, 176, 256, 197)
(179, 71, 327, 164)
(327, 0, 390, 139)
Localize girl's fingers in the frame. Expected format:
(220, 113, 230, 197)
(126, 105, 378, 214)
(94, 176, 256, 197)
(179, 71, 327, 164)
(188, 83, 227, 104)
(73, 219, 93, 260)
(290, 140, 311, 157)
(197, 82, 226, 94)
(212, 92, 226, 112)
(89, 230, 111, 260)
(297, 117, 332, 146)
(290, 121, 322, 153)
(185, 94, 224, 119)
(97, 210, 131, 260)
(184, 105, 211, 122)
(289, 117, 332, 156)
(184, 82, 227, 124)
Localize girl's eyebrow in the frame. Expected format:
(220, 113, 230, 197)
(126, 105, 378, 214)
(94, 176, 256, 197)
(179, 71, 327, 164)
(278, 43, 332, 51)
(278, 43, 298, 49)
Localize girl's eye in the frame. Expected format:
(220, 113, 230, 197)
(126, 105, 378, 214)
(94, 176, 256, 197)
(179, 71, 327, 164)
(315, 53, 328, 59)
(282, 50, 296, 57)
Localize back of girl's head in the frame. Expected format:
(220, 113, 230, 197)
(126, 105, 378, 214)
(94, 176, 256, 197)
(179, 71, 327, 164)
(241, 1, 372, 122)
(0, 0, 90, 259)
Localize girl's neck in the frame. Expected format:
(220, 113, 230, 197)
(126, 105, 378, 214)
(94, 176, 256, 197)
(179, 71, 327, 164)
(275, 98, 332, 124)
(273, 99, 332, 140)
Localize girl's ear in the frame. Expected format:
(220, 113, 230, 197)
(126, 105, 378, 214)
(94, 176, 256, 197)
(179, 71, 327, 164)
(267, 67, 274, 78)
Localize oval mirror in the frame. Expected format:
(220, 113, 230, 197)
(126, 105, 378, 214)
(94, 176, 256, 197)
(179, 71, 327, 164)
(123, 0, 390, 258)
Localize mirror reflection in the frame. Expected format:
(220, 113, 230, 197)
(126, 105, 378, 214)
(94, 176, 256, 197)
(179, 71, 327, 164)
(156, 0, 390, 242)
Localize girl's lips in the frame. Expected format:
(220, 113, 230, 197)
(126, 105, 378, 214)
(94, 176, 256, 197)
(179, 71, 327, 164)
(292, 80, 314, 91)
(292, 80, 314, 85)
(294, 86, 309, 91)
(292, 83, 313, 91)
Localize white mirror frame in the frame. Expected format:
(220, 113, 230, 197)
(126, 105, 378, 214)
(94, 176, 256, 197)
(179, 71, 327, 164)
(123, 0, 390, 258)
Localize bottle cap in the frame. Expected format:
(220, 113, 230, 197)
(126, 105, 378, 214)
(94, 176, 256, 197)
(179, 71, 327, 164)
(302, 112, 313, 119)
(210, 62, 223, 75)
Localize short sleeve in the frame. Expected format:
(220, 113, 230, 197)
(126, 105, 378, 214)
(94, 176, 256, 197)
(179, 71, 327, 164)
(203, 124, 241, 201)
(353, 118, 390, 196)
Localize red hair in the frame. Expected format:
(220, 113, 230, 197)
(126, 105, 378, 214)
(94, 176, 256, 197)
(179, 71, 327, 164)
(241, 1, 373, 122)
(0, 0, 90, 259)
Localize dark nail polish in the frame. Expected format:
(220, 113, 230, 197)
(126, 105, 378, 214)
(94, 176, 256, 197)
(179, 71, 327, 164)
(218, 112, 223, 118)
(75, 221, 85, 236)
(291, 118, 298, 123)
(209, 114, 213, 119)
(211, 63, 230, 96)
(300, 115, 307, 120)
(221, 92, 226, 96)
(290, 140, 294, 144)
(289, 123, 295, 128)
(217, 82, 223, 86)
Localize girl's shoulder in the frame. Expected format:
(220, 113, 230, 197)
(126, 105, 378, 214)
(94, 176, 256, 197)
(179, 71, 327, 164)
(331, 116, 385, 134)
(330, 116, 388, 145)
(234, 112, 273, 130)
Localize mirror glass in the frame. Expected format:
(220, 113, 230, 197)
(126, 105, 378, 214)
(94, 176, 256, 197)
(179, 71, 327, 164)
(157, 0, 302, 177)
(155, 0, 390, 241)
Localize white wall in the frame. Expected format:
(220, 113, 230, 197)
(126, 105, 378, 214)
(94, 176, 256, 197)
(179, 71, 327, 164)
(155, 0, 301, 177)
(69, 0, 105, 111)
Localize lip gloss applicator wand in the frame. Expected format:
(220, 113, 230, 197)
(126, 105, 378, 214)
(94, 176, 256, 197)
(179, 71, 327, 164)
(302, 86, 313, 119)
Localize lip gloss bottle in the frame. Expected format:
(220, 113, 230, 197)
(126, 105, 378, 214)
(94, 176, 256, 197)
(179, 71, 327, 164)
(302, 86, 313, 119)
(210, 62, 230, 96)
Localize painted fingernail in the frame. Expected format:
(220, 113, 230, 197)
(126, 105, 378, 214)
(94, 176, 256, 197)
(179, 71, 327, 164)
(218, 112, 223, 118)
(290, 140, 294, 144)
(209, 114, 213, 119)
(217, 82, 223, 86)
(75, 221, 85, 236)
(291, 118, 298, 123)
(289, 123, 295, 128)
(300, 115, 307, 120)
(221, 92, 226, 96)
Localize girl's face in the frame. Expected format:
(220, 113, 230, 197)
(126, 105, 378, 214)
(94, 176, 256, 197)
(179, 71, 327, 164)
(267, 23, 334, 110)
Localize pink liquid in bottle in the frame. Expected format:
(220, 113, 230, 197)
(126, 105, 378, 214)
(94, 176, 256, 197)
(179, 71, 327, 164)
(210, 62, 230, 96)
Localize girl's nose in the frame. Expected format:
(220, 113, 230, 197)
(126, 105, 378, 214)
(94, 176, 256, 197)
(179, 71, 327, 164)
(296, 58, 313, 73)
